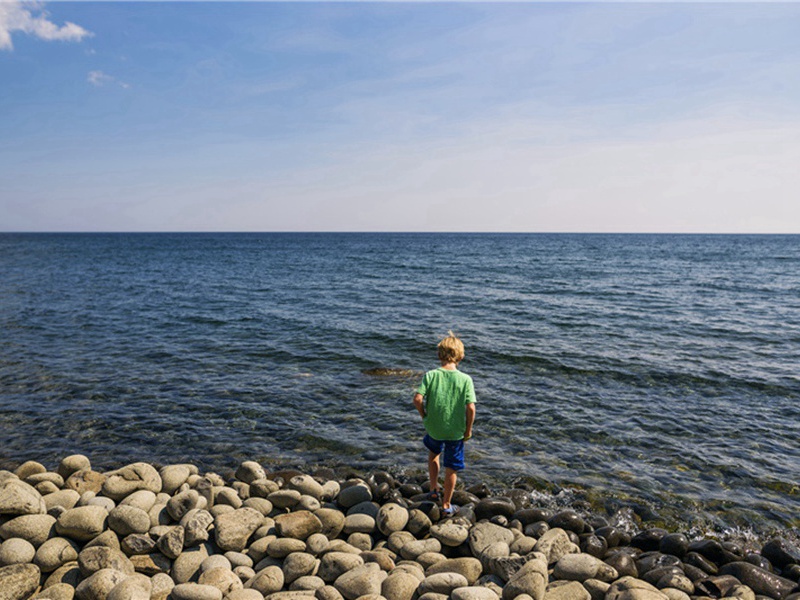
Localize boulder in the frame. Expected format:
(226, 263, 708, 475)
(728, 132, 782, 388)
(102, 463, 162, 500)
(0, 479, 46, 516)
(55, 506, 108, 542)
(0, 562, 41, 600)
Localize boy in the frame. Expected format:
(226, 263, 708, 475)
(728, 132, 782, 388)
(413, 331, 476, 517)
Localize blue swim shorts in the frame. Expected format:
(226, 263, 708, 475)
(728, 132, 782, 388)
(423, 434, 465, 471)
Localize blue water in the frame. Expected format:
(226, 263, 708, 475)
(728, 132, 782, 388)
(1, 233, 798, 537)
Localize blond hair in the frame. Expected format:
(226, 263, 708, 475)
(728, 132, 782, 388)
(437, 331, 465, 364)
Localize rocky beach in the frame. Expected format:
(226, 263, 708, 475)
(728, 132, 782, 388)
(1, 456, 799, 600)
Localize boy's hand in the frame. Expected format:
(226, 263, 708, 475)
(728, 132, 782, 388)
(463, 432, 472, 441)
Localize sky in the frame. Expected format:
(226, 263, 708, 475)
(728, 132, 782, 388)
(1, 2, 800, 233)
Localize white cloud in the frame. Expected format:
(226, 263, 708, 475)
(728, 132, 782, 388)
(87, 70, 130, 89)
(0, 1, 91, 51)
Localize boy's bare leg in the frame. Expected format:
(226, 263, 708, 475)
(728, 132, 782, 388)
(443, 468, 457, 508)
(428, 451, 440, 493)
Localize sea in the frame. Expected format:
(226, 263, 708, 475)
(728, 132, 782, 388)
(1, 233, 798, 542)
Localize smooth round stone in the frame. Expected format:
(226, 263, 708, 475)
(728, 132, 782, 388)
(65, 470, 106, 495)
(419, 572, 469, 595)
(475, 498, 516, 522)
(0, 514, 57, 547)
(107, 574, 152, 600)
(75, 568, 129, 600)
(306, 533, 330, 556)
(173, 544, 213, 584)
(26, 472, 62, 489)
(660, 590, 690, 600)
(268, 538, 307, 558)
(430, 521, 470, 547)
(275, 511, 324, 540)
(656, 572, 694, 594)
(631, 530, 669, 553)
(415, 552, 445, 571)
(605, 552, 639, 579)
(400, 539, 441, 561)
(249, 479, 280, 499)
(235, 565, 256, 582)
(426, 557, 483, 585)
(580, 535, 607, 559)
(35, 537, 79, 572)
(659, 534, 689, 559)
(0, 563, 42, 599)
(31, 581, 76, 600)
(511, 536, 539, 556)
(246, 565, 284, 595)
(56, 505, 108, 542)
(347, 502, 380, 519)
(283, 552, 319, 585)
(468, 522, 515, 557)
(235, 462, 266, 485)
(0, 538, 36, 566)
(553, 553, 605, 582)
(102, 463, 162, 500)
(199, 566, 244, 595)
(0, 479, 46, 516)
(605, 576, 668, 600)
(386, 532, 416, 555)
(361, 551, 395, 572)
(719, 561, 798, 599)
(215, 487, 244, 509)
(268, 490, 302, 509)
(227, 591, 264, 600)
(172, 582, 224, 600)
(108, 505, 151, 536)
(637, 553, 682, 576)
(85, 496, 116, 512)
(406, 510, 432, 538)
(762, 539, 800, 571)
(78, 545, 135, 577)
(150, 572, 176, 599)
(119, 490, 157, 513)
(37, 481, 62, 497)
(513, 509, 554, 526)
(381, 571, 421, 600)
(202, 555, 233, 573)
(315, 508, 346, 539)
(548, 511, 586, 535)
(14, 461, 46, 479)
(243, 498, 273, 516)
(288, 476, 325, 500)
(318, 552, 365, 583)
(43, 490, 80, 512)
(57, 456, 91, 480)
(584, 579, 611, 600)
(334, 562, 387, 600)
(225, 551, 253, 569)
(337, 483, 373, 509)
(321, 481, 341, 502)
(451, 586, 500, 600)
(159, 465, 195, 495)
(169, 491, 203, 521)
(594, 527, 626, 548)
(43, 561, 81, 589)
(344, 514, 376, 535)
(546, 580, 591, 600)
(347, 532, 373, 552)
(291, 575, 326, 591)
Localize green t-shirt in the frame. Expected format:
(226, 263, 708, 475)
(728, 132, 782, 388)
(417, 367, 476, 441)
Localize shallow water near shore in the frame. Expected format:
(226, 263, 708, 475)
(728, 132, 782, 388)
(1, 233, 799, 540)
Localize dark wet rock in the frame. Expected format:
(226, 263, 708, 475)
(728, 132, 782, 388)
(467, 483, 491, 499)
(720, 562, 799, 600)
(763, 540, 800, 572)
(490, 515, 509, 528)
(476, 498, 516, 521)
(398, 484, 423, 498)
(547, 511, 585, 535)
(514, 509, 553, 527)
(747, 554, 775, 572)
(689, 540, 738, 566)
(406, 509, 432, 538)
(525, 522, 549, 539)
(631, 529, 668, 553)
(682, 563, 710, 582)
(685, 551, 720, 576)
(783, 565, 800, 582)
(659, 534, 689, 559)
(580, 534, 607, 558)
(604, 552, 638, 579)
(594, 527, 625, 548)
(337, 482, 372, 509)
(636, 552, 682, 575)
(507, 489, 531, 511)
(642, 566, 684, 587)
(452, 491, 481, 507)
(695, 574, 743, 597)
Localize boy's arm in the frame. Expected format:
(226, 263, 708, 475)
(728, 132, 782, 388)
(464, 403, 476, 440)
(413, 393, 426, 419)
